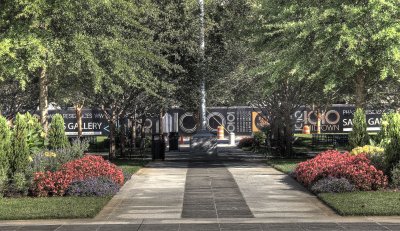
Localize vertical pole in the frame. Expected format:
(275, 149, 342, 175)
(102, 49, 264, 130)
(198, 0, 206, 131)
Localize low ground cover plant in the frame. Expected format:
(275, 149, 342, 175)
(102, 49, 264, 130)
(66, 177, 120, 197)
(311, 177, 356, 194)
(293, 150, 387, 191)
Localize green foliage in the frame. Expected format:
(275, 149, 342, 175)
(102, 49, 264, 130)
(350, 145, 384, 156)
(10, 172, 28, 196)
(349, 108, 369, 149)
(31, 151, 58, 173)
(11, 113, 30, 175)
(253, 131, 266, 146)
(0, 116, 12, 175)
(377, 113, 391, 147)
(0, 167, 7, 197)
(384, 113, 400, 171)
(350, 145, 385, 171)
(391, 162, 400, 188)
(55, 139, 89, 166)
(24, 113, 46, 154)
(48, 114, 68, 150)
(253, 0, 400, 111)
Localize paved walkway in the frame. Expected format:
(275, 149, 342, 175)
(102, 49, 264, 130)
(2, 146, 400, 230)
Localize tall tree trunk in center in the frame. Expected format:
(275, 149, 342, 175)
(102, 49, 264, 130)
(39, 67, 48, 133)
(198, 0, 207, 130)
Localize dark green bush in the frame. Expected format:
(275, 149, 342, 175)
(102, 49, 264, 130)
(349, 108, 369, 149)
(24, 113, 46, 154)
(391, 162, 400, 188)
(384, 113, 400, 171)
(11, 114, 30, 175)
(48, 114, 69, 149)
(253, 131, 267, 146)
(0, 116, 11, 177)
(8, 172, 29, 196)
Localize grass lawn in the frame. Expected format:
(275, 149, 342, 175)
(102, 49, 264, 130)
(319, 191, 400, 216)
(266, 159, 306, 174)
(0, 197, 111, 220)
(111, 159, 147, 176)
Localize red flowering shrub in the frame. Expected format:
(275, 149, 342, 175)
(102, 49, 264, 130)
(293, 150, 388, 191)
(32, 155, 123, 196)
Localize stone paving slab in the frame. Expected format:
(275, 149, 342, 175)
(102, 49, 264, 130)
(95, 161, 187, 220)
(228, 161, 336, 219)
(182, 156, 253, 219)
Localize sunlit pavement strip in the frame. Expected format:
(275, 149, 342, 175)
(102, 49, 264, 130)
(2, 146, 400, 230)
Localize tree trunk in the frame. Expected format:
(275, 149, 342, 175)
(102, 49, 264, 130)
(131, 116, 137, 151)
(355, 73, 366, 109)
(119, 113, 126, 158)
(159, 108, 164, 135)
(141, 115, 146, 140)
(75, 104, 83, 139)
(109, 111, 117, 160)
(316, 110, 322, 134)
(283, 110, 293, 157)
(39, 67, 48, 133)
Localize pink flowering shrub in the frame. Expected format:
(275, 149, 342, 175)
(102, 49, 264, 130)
(293, 150, 388, 191)
(32, 155, 123, 196)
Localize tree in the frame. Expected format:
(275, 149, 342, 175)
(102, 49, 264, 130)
(48, 114, 68, 150)
(253, 0, 400, 109)
(0, 0, 60, 132)
(349, 108, 369, 148)
(0, 78, 39, 120)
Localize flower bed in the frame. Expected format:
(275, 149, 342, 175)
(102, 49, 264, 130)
(293, 150, 388, 191)
(32, 155, 124, 196)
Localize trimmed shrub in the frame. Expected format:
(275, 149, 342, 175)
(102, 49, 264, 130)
(253, 131, 266, 146)
(48, 114, 69, 150)
(11, 113, 30, 174)
(65, 177, 120, 197)
(0, 116, 12, 176)
(311, 177, 356, 194)
(24, 113, 46, 154)
(383, 113, 400, 171)
(293, 150, 387, 191)
(0, 168, 7, 197)
(377, 113, 390, 147)
(31, 151, 59, 173)
(238, 137, 254, 148)
(390, 162, 400, 188)
(55, 139, 89, 166)
(349, 108, 369, 149)
(350, 145, 384, 156)
(8, 172, 29, 196)
(32, 155, 124, 196)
